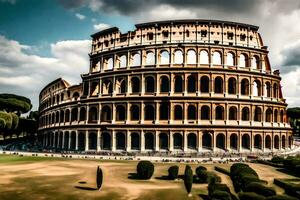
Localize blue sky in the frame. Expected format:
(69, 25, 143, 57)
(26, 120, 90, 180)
(1, 0, 300, 111)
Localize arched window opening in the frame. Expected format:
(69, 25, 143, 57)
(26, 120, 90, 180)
(216, 133, 225, 150)
(239, 54, 247, 68)
(251, 56, 259, 69)
(187, 133, 197, 149)
(229, 107, 237, 120)
(116, 105, 126, 121)
(254, 135, 262, 149)
(253, 80, 261, 96)
(214, 77, 223, 93)
(159, 103, 169, 120)
(274, 135, 279, 149)
(242, 107, 250, 121)
(131, 132, 140, 150)
(227, 52, 234, 66)
(119, 79, 126, 94)
(64, 132, 69, 149)
(201, 106, 210, 120)
(274, 109, 278, 123)
(131, 77, 141, 94)
(173, 133, 183, 149)
(280, 110, 284, 123)
(228, 77, 237, 94)
(187, 49, 196, 64)
(146, 52, 155, 65)
(254, 107, 262, 122)
(132, 53, 141, 66)
(78, 132, 85, 151)
(106, 57, 113, 70)
(265, 82, 271, 97)
(242, 134, 250, 149)
(230, 134, 238, 149)
(187, 75, 196, 93)
(160, 50, 170, 64)
(215, 106, 224, 120)
(101, 132, 111, 150)
(116, 132, 126, 150)
(266, 108, 272, 122)
(273, 83, 278, 98)
(144, 104, 155, 121)
(241, 79, 249, 95)
(55, 111, 59, 123)
(200, 50, 209, 64)
(79, 107, 86, 121)
(265, 135, 271, 149)
(65, 109, 70, 122)
(119, 55, 127, 68)
(159, 133, 168, 150)
(102, 79, 113, 95)
(160, 76, 170, 93)
(188, 105, 197, 120)
(212, 51, 222, 65)
(174, 75, 183, 93)
(145, 76, 155, 93)
(71, 108, 78, 122)
(101, 106, 112, 122)
(174, 105, 183, 120)
(174, 50, 183, 64)
(202, 133, 212, 149)
(200, 76, 209, 93)
(130, 105, 140, 121)
(282, 135, 286, 149)
(88, 132, 97, 150)
(60, 110, 64, 123)
(89, 107, 98, 122)
(145, 133, 154, 150)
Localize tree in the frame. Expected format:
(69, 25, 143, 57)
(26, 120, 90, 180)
(136, 160, 154, 179)
(168, 165, 179, 180)
(184, 165, 193, 196)
(0, 94, 32, 114)
(96, 166, 103, 190)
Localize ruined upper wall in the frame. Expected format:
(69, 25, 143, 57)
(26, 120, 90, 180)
(90, 19, 262, 55)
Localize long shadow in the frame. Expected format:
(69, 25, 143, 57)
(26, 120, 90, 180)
(277, 168, 300, 178)
(128, 173, 145, 180)
(198, 194, 209, 200)
(155, 175, 171, 180)
(74, 186, 97, 191)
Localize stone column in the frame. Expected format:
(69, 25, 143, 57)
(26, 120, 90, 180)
(85, 131, 89, 151)
(141, 74, 145, 95)
(141, 130, 145, 151)
(155, 131, 159, 151)
(140, 102, 144, 123)
(112, 130, 116, 151)
(126, 131, 131, 151)
(75, 131, 78, 150)
(198, 130, 202, 152)
(68, 132, 71, 150)
(184, 131, 188, 152)
(169, 132, 174, 151)
(62, 132, 65, 149)
(97, 130, 101, 151)
(155, 102, 159, 124)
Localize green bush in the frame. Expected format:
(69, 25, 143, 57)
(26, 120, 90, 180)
(211, 190, 232, 200)
(0, 111, 12, 129)
(196, 167, 208, 183)
(238, 192, 266, 200)
(244, 182, 276, 197)
(10, 112, 19, 130)
(207, 172, 221, 184)
(184, 165, 193, 195)
(136, 160, 154, 179)
(271, 156, 285, 164)
(96, 166, 103, 190)
(215, 166, 231, 175)
(168, 165, 179, 180)
(266, 195, 298, 200)
(195, 166, 207, 174)
(208, 183, 231, 196)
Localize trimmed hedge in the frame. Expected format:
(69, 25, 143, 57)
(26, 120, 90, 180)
(274, 179, 300, 199)
(244, 182, 276, 197)
(238, 192, 266, 200)
(266, 195, 298, 200)
(195, 165, 221, 184)
(168, 165, 179, 180)
(210, 190, 232, 200)
(96, 166, 103, 190)
(184, 165, 193, 195)
(136, 161, 154, 179)
(208, 183, 231, 196)
(215, 166, 230, 176)
(271, 156, 285, 164)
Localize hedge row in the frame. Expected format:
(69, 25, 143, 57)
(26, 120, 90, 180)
(239, 192, 298, 200)
(215, 166, 231, 176)
(195, 166, 221, 184)
(274, 178, 300, 199)
(256, 160, 283, 168)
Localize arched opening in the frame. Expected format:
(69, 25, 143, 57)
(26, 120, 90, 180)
(78, 132, 85, 151)
(265, 82, 271, 97)
(116, 132, 126, 150)
(106, 57, 113, 70)
(131, 77, 141, 94)
(174, 105, 183, 120)
(160, 50, 170, 64)
(215, 106, 224, 120)
(159, 133, 168, 150)
(242, 134, 250, 149)
(88, 132, 97, 150)
(70, 132, 76, 150)
(173, 133, 183, 150)
(119, 55, 127, 68)
(188, 133, 197, 149)
(228, 77, 237, 94)
(251, 56, 259, 69)
(216, 133, 225, 150)
(160, 76, 170, 93)
(202, 132, 212, 149)
(201, 106, 210, 120)
(60, 110, 64, 123)
(227, 52, 234, 66)
(273, 83, 279, 98)
(188, 105, 197, 120)
(200, 76, 209, 93)
(241, 79, 249, 95)
(131, 132, 140, 150)
(174, 75, 183, 93)
(130, 105, 140, 121)
(132, 53, 141, 66)
(214, 77, 223, 93)
(144, 104, 155, 121)
(265, 135, 271, 149)
(117, 78, 126, 94)
(274, 109, 278, 123)
(253, 80, 261, 96)
(242, 107, 250, 121)
(229, 107, 237, 120)
(254, 107, 262, 122)
(230, 134, 238, 150)
(59, 132, 63, 149)
(288, 136, 292, 148)
(187, 49, 196, 64)
(266, 108, 272, 122)
(174, 50, 183, 64)
(159, 102, 169, 120)
(212, 51, 222, 65)
(282, 135, 286, 149)
(101, 132, 111, 150)
(55, 133, 59, 148)
(254, 134, 262, 149)
(65, 109, 70, 122)
(274, 135, 279, 149)
(187, 75, 196, 93)
(280, 110, 284, 123)
(64, 132, 69, 150)
(146, 52, 155, 65)
(89, 107, 98, 122)
(102, 79, 113, 95)
(79, 107, 86, 121)
(71, 108, 78, 122)
(116, 105, 126, 121)
(239, 54, 247, 67)
(145, 132, 154, 150)
(145, 76, 155, 93)
(55, 111, 59, 123)
(200, 50, 209, 64)
(101, 106, 112, 122)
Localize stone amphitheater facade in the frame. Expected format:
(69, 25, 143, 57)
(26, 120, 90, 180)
(38, 19, 293, 154)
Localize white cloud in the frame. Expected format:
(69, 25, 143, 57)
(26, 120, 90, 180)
(75, 13, 86, 20)
(93, 23, 111, 31)
(0, 35, 90, 110)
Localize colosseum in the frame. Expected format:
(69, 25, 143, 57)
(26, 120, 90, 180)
(38, 19, 293, 155)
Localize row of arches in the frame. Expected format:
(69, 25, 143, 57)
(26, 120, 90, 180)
(40, 103, 286, 126)
(92, 49, 264, 71)
(42, 131, 293, 151)
(98, 75, 279, 98)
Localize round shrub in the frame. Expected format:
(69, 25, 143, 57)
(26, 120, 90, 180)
(196, 168, 208, 183)
(211, 190, 232, 200)
(195, 166, 207, 174)
(244, 182, 276, 197)
(136, 160, 154, 179)
(266, 195, 298, 200)
(184, 165, 193, 195)
(168, 165, 179, 180)
(271, 156, 285, 164)
(238, 192, 266, 200)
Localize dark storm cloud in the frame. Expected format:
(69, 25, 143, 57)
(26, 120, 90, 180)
(281, 42, 300, 68)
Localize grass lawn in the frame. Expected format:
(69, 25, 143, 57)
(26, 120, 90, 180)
(0, 154, 296, 200)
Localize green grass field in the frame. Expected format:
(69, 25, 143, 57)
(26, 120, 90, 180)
(0, 154, 296, 200)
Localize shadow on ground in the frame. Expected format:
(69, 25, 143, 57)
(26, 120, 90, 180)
(74, 186, 97, 191)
